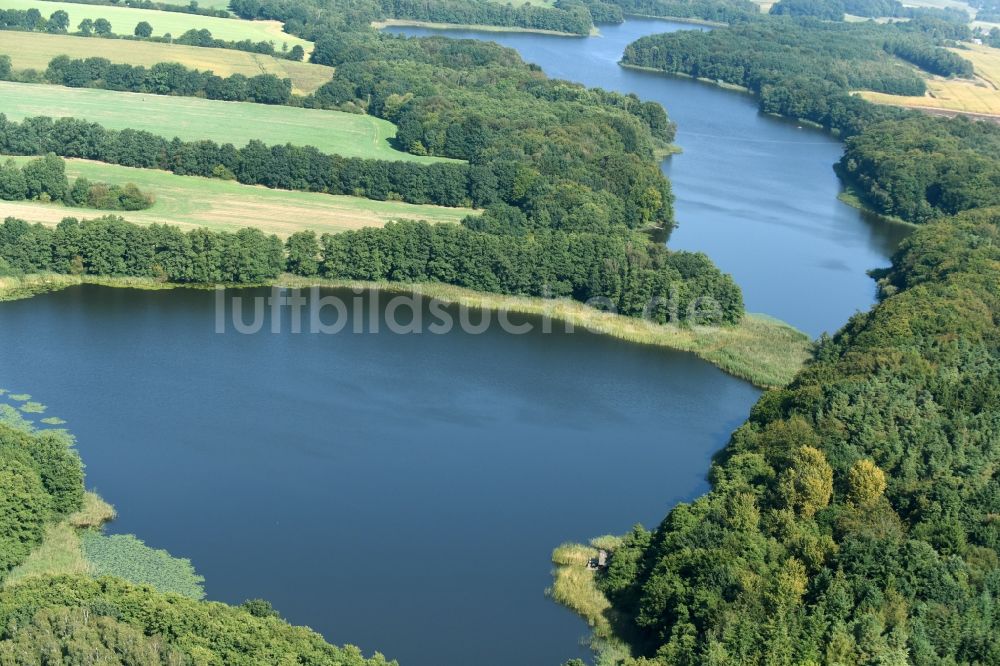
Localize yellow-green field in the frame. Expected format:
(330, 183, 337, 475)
(0, 81, 455, 162)
(0, 157, 477, 235)
(0, 0, 312, 53)
(860, 44, 1000, 117)
(159, 0, 231, 8)
(0, 31, 333, 94)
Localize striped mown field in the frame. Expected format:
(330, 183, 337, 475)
(0, 81, 457, 163)
(0, 0, 312, 54)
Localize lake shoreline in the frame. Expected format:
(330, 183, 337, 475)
(0, 273, 810, 388)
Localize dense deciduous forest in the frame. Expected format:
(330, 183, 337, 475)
(230, 0, 599, 35)
(0, 215, 743, 323)
(601, 0, 761, 23)
(621, 17, 999, 223)
(769, 0, 972, 22)
(576, 6, 1000, 662)
(595, 204, 1000, 663)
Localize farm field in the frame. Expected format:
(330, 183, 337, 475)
(859, 44, 1000, 117)
(0, 81, 456, 163)
(0, 157, 477, 234)
(0, 0, 312, 53)
(0, 32, 333, 94)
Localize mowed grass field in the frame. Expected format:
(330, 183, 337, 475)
(0, 0, 312, 53)
(158, 0, 231, 9)
(0, 81, 456, 163)
(860, 44, 1000, 117)
(0, 32, 333, 94)
(0, 157, 477, 235)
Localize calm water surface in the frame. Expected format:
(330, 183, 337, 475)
(0, 286, 760, 666)
(388, 19, 912, 336)
(0, 17, 912, 666)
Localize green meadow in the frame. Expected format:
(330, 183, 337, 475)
(0, 0, 312, 52)
(0, 157, 477, 235)
(0, 81, 455, 163)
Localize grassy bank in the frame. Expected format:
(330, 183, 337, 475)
(548, 540, 635, 665)
(836, 188, 918, 228)
(4, 492, 116, 587)
(1, 157, 477, 234)
(0, 274, 811, 387)
(0, 31, 334, 95)
(0, 81, 455, 163)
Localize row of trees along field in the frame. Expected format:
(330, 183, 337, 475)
(0, 216, 744, 324)
(40, 55, 295, 104)
(0, 420, 392, 664)
(622, 17, 1000, 223)
(0, 154, 154, 210)
(0, 7, 302, 59)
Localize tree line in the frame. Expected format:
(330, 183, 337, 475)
(43, 56, 295, 104)
(230, 0, 600, 36)
(0, 114, 479, 209)
(600, 0, 761, 24)
(0, 216, 743, 324)
(770, 0, 973, 22)
(0, 154, 154, 211)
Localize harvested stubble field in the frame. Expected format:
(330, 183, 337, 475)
(0, 157, 478, 235)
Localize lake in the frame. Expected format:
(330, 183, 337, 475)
(0, 16, 911, 666)
(387, 18, 912, 337)
(0, 285, 760, 666)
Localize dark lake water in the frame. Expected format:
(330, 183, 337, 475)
(0, 285, 760, 666)
(0, 16, 913, 666)
(388, 18, 912, 337)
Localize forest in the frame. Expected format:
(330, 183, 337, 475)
(621, 17, 1000, 223)
(230, 0, 599, 35)
(593, 205, 1000, 663)
(575, 6, 1000, 663)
